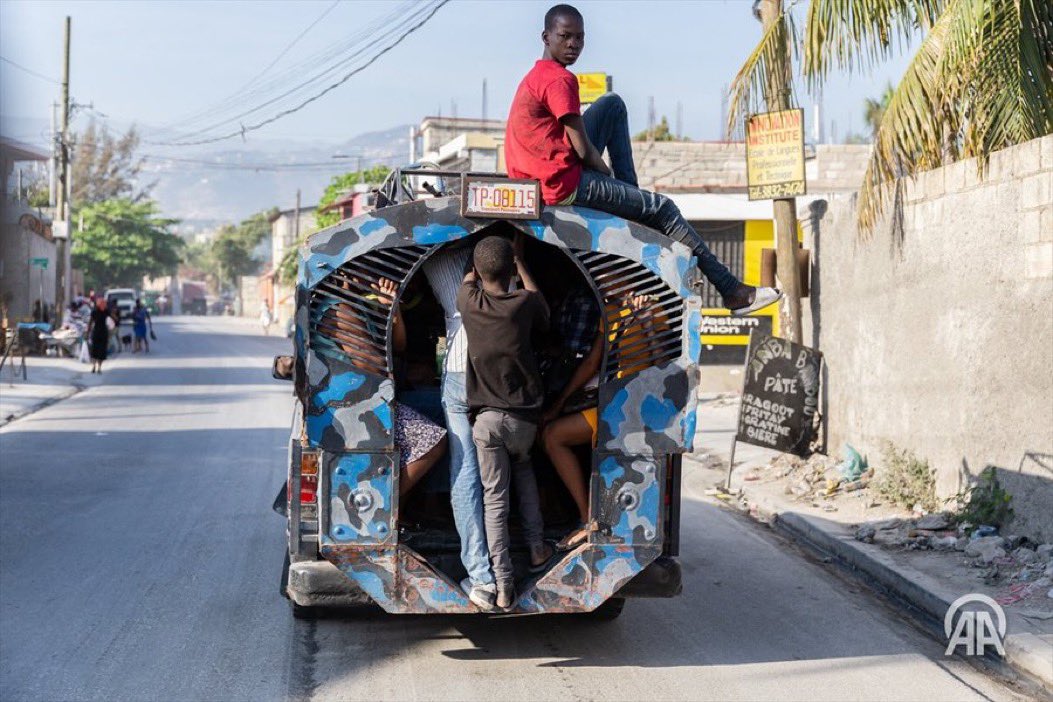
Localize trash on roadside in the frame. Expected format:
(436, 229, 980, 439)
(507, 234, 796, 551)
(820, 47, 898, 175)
(972, 524, 998, 538)
(837, 444, 867, 481)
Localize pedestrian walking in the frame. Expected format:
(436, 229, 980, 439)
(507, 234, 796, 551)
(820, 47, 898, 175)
(260, 301, 273, 335)
(86, 297, 112, 373)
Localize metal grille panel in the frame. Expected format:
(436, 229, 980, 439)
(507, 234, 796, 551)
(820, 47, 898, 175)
(574, 251, 684, 382)
(689, 221, 745, 308)
(308, 245, 428, 376)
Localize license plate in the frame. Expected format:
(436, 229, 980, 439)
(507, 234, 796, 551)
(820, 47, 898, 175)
(460, 176, 540, 220)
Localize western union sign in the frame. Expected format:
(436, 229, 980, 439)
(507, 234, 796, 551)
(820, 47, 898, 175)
(578, 73, 608, 104)
(745, 109, 806, 200)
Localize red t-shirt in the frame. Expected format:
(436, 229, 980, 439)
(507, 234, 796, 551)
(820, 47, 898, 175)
(505, 60, 582, 204)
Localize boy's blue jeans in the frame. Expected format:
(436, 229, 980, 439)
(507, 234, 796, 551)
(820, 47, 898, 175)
(441, 371, 495, 587)
(577, 93, 741, 297)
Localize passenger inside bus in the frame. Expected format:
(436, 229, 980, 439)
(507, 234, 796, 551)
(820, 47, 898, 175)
(388, 229, 598, 593)
(383, 227, 674, 595)
(542, 288, 664, 550)
(320, 275, 447, 498)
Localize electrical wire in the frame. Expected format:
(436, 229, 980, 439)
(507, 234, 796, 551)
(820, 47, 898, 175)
(140, 152, 401, 171)
(151, 1, 418, 137)
(0, 56, 60, 84)
(146, 0, 426, 141)
(236, 0, 342, 94)
(149, 0, 444, 145)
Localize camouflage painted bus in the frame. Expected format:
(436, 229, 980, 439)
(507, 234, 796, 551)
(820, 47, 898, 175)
(275, 176, 703, 618)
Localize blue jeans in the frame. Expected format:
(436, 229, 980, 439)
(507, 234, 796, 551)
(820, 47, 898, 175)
(577, 94, 741, 298)
(441, 371, 494, 587)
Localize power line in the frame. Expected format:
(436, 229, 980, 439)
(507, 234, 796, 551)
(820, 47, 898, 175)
(237, 0, 342, 93)
(0, 55, 60, 84)
(146, 1, 424, 141)
(151, 1, 442, 145)
(140, 152, 401, 171)
(148, 1, 448, 147)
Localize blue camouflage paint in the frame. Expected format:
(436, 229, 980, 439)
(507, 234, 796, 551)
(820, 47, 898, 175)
(687, 309, 702, 362)
(293, 196, 702, 614)
(360, 218, 389, 236)
(681, 408, 698, 452)
(640, 395, 677, 430)
(412, 223, 468, 245)
(312, 371, 366, 409)
(371, 402, 393, 430)
(640, 243, 662, 276)
(600, 388, 628, 438)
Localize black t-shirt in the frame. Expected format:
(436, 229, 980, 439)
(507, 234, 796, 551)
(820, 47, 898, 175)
(456, 281, 550, 419)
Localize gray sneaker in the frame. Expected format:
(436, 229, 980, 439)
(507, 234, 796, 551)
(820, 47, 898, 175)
(461, 578, 496, 611)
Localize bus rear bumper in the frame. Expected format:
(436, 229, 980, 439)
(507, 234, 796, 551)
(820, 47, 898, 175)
(619, 556, 683, 598)
(287, 559, 372, 608)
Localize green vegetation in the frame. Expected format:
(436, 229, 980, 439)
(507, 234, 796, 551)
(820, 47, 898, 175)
(633, 116, 688, 142)
(728, 0, 1053, 232)
(315, 165, 390, 229)
(72, 199, 183, 290)
(873, 441, 940, 512)
(210, 209, 276, 291)
(71, 120, 153, 206)
(181, 209, 278, 296)
(957, 466, 1014, 532)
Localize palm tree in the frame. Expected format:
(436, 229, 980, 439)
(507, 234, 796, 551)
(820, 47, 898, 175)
(728, 0, 1053, 232)
(863, 83, 896, 139)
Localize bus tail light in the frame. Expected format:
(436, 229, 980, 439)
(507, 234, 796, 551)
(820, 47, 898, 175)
(300, 451, 319, 504)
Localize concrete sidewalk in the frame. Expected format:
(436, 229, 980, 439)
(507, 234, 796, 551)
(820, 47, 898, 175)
(690, 393, 1053, 692)
(0, 353, 100, 427)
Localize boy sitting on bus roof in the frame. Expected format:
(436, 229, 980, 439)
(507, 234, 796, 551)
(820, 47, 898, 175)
(457, 234, 556, 611)
(505, 3, 781, 317)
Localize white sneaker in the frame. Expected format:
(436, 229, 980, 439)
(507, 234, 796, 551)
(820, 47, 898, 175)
(730, 286, 782, 317)
(461, 578, 496, 611)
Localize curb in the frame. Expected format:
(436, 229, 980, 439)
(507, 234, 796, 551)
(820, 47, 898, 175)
(0, 384, 82, 428)
(772, 511, 1053, 692)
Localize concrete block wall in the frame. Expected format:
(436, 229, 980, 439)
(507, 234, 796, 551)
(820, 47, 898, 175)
(632, 141, 872, 193)
(803, 134, 1053, 541)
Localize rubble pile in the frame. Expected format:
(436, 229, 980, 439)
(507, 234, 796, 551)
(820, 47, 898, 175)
(853, 517, 1053, 603)
(749, 453, 876, 511)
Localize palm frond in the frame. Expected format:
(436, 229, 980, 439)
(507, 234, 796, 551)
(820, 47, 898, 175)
(856, 2, 951, 232)
(857, 0, 1053, 233)
(725, 11, 799, 138)
(804, 0, 944, 84)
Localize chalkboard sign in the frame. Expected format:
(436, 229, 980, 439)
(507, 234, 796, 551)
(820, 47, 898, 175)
(735, 333, 822, 456)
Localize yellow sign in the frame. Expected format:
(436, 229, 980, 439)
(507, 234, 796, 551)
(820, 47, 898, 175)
(745, 109, 806, 200)
(577, 73, 608, 104)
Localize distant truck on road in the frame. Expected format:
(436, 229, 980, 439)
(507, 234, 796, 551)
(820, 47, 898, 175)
(181, 281, 208, 316)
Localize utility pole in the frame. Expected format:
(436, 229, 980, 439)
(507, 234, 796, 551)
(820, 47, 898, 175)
(481, 79, 488, 122)
(676, 101, 683, 140)
(759, 0, 803, 344)
(647, 96, 656, 142)
(293, 189, 301, 243)
(54, 16, 71, 318)
(49, 102, 58, 206)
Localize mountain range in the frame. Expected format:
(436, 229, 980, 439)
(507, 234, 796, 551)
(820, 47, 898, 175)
(145, 124, 411, 229)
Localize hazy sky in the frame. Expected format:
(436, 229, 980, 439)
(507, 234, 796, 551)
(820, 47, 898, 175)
(1, 0, 910, 151)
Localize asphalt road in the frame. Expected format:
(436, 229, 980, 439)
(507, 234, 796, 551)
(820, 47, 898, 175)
(0, 317, 1031, 702)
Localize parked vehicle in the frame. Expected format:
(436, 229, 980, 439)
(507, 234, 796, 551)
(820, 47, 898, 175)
(104, 288, 137, 319)
(273, 169, 702, 618)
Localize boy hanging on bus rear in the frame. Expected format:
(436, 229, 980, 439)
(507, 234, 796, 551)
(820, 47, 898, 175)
(457, 233, 556, 611)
